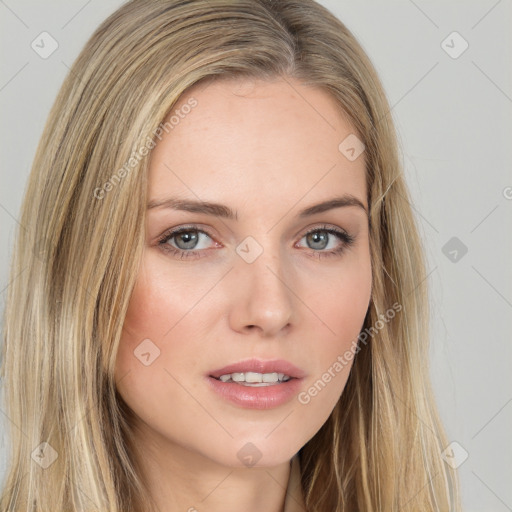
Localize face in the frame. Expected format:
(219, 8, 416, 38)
(115, 76, 372, 469)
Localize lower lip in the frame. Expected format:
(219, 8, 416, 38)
(206, 376, 303, 409)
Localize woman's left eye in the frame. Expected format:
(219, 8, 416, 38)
(157, 224, 355, 259)
(296, 226, 355, 257)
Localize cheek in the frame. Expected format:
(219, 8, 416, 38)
(114, 251, 218, 389)
(119, 252, 211, 343)
(113, 258, 206, 432)
(331, 271, 371, 342)
(309, 253, 372, 345)
(115, 256, 181, 381)
(299, 256, 371, 404)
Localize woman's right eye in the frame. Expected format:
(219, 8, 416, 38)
(157, 227, 218, 259)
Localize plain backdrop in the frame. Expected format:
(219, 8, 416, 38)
(1, 1, 511, 510)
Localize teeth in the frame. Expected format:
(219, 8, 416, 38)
(217, 372, 292, 384)
(245, 372, 263, 383)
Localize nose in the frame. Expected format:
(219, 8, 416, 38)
(227, 245, 294, 337)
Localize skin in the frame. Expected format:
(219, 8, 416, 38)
(114, 76, 372, 512)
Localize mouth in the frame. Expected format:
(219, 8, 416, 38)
(210, 371, 294, 387)
(206, 358, 306, 409)
(208, 358, 306, 383)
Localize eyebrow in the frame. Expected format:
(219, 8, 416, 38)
(147, 194, 368, 220)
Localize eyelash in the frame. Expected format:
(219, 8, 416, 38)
(157, 224, 355, 260)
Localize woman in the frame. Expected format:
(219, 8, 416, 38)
(0, 0, 461, 510)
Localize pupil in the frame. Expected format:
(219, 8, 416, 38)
(177, 231, 198, 249)
(308, 231, 328, 250)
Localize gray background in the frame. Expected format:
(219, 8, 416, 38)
(1, 1, 511, 510)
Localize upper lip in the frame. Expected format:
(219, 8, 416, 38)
(209, 358, 306, 379)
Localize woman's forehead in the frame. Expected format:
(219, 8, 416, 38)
(147, 76, 367, 208)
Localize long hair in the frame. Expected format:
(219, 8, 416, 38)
(0, 0, 461, 510)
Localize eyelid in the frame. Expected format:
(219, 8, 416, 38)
(157, 225, 220, 251)
(297, 222, 350, 238)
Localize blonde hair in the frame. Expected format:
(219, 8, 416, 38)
(0, 0, 461, 510)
